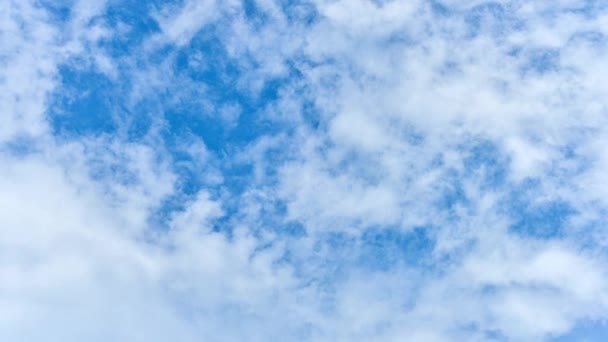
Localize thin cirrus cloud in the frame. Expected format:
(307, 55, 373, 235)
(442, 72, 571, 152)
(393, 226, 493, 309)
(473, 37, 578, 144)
(1, 0, 608, 341)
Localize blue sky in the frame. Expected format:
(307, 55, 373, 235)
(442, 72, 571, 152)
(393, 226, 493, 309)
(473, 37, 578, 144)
(2, 0, 608, 341)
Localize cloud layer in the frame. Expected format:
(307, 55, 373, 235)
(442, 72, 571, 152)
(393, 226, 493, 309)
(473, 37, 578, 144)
(2, 0, 608, 341)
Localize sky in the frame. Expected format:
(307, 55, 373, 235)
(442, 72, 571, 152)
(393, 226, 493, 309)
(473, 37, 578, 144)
(2, 0, 608, 341)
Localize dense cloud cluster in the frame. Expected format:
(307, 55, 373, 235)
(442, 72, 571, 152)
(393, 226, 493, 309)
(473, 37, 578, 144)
(2, 0, 608, 341)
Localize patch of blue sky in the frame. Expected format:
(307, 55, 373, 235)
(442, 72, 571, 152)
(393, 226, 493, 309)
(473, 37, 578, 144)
(441, 138, 578, 240)
(358, 226, 435, 271)
(296, 96, 322, 130)
(0, 135, 40, 157)
(279, 222, 435, 289)
(238, 0, 318, 28)
(547, 142, 595, 186)
(518, 48, 562, 75)
(169, 27, 301, 151)
(49, 59, 154, 142)
(482, 330, 508, 342)
(551, 320, 608, 342)
(172, 27, 240, 86)
(398, 121, 426, 146)
(220, 194, 297, 237)
(50, 64, 118, 137)
(100, 1, 164, 57)
(564, 206, 608, 251)
(569, 30, 606, 45)
(120, 102, 157, 141)
(278, 0, 318, 26)
(463, 2, 523, 39)
(326, 152, 388, 187)
(37, 0, 72, 23)
(161, 65, 308, 225)
(50, 1, 301, 145)
(504, 180, 576, 239)
(241, 0, 273, 29)
(433, 139, 509, 220)
(430, 0, 451, 17)
(48, 7, 311, 225)
(149, 167, 237, 233)
(545, 0, 608, 19)
(282, 232, 356, 308)
(462, 139, 509, 189)
(434, 169, 469, 219)
(510, 24, 605, 77)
